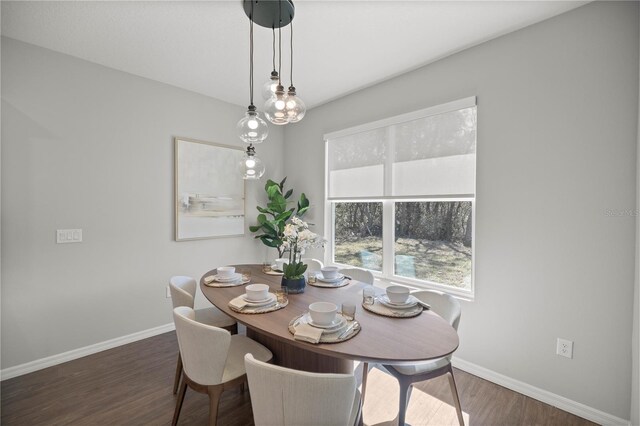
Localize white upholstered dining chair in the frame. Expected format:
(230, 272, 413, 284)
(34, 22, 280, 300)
(301, 258, 323, 274)
(169, 276, 237, 394)
(172, 307, 272, 426)
(380, 289, 463, 426)
(339, 267, 374, 285)
(244, 354, 361, 426)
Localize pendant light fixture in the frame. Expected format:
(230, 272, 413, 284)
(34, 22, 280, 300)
(284, 18, 305, 123)
(239, 144, 265, 180)
(261, 29, 280, 101)
(244, 0, 304, 126)
(263, 4, 289, 126)
(237, 2, 268, 145)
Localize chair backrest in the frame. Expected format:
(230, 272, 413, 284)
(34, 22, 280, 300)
(339, 267, 374, 285)
(173, 306, 231, 385)
(301, 258, 323, 273)
(245, 354, 357, 426)
(411, 290, 462, 330)
(169, 276, 196, 309)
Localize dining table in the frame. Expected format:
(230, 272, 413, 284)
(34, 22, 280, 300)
(200, 264, 459, 374)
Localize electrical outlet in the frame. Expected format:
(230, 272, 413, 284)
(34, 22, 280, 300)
(556, 338, 573, 359)
(166, 286, 171, 298)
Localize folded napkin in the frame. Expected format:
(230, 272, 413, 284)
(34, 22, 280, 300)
(228, 297, 249, 310)
(293, 323, 323, 344)
(203, 275, 215, 284)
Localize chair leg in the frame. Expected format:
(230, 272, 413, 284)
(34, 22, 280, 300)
(173, 353, 183, 395)
(397, 378, 412, 426)
(172, 378, 188, 426)
(207, 386, 223, 426)
(447, 368, 464, 426)
(361, 362, 369, 402)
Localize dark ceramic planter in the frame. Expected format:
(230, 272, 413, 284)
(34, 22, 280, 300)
(281, 277, 306, 294)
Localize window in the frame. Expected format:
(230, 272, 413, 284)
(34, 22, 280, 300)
(325, 97, 476, 296)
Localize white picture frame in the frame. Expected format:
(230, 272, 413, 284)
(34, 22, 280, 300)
(174, 137, 246, 241)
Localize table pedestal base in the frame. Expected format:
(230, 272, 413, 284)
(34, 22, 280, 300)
(247, 328, 353, 374)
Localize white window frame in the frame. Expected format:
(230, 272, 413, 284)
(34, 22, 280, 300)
(323, 97, 476, 299)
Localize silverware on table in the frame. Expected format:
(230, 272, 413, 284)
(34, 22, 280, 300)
(337, 322, 357, 339)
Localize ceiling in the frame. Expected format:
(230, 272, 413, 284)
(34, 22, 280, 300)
(1, 1, 588, 109)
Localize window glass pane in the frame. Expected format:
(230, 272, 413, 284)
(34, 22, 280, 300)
(333, 202, 383, 271)
(394, 201, 472, 289)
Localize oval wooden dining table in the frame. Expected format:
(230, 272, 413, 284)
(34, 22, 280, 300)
(200, 264, 459, 374)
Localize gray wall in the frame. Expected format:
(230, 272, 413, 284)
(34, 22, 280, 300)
(1, 37, 284, 368)
(633, 24, 640, 424)
(284, 2, 638, 420)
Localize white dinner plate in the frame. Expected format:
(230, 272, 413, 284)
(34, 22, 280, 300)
(317, 274, 345, 283)
(378, 295, 419, 309)
(270, 265, 284, 273)
(242, 293, 277, 306)
(213, 273, 243, 282)
(304, 313, 347, 330)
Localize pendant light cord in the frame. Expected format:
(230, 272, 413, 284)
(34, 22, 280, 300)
(289, 17, 294, 87)
(272, 28, 276, 72)
(249, 0, 255, 106)
(277, 0, 282, 85)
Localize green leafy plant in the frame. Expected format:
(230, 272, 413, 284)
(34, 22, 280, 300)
(249, 177, 310, 258)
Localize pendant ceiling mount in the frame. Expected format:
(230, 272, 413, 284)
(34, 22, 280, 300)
(243, 0, 295, 29)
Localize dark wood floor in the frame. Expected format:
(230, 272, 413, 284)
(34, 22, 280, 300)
(1, 332, 597, 426)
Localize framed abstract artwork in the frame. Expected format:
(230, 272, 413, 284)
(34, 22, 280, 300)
(174, 137, 245, 241)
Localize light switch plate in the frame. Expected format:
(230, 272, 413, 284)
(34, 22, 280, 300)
(57, 229, 83, 243)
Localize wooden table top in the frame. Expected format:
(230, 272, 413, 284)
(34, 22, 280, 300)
(200, 264, 459, 365)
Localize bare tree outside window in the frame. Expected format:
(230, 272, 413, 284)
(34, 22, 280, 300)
(394, 201, 472, 288)
(333, 202, 383, 271)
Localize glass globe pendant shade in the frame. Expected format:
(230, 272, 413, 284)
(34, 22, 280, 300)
(237, 106, 268, 144)
(285, 86, 306, 123)
(261, 71, 280, 100)
(239, 145, 265, 180)
(263, 84, 289, 125)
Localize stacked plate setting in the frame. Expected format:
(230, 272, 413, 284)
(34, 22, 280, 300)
(378, 294, 419, 309)
(303, 313, 347, 332)
(212, 273, 243, 283)
(243, 284, 277, 308)
(315, 266, 345, 284)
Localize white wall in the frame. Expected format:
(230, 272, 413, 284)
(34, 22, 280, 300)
(284, 1, 638, 420)
(0, 37, 284, 369)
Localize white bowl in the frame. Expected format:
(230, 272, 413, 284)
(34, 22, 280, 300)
(386, 285, 410, 304)
(245, 284, 269, 301)
(320, 266, 340, 280)
(275, 258, 288, 271)
(308, 302, 338, 326)
(217, 266, 235, 278)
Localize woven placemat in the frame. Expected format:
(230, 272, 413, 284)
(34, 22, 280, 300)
(362, 299, 423, 318)
(308, 279, 351, 288)
(203, 277, 250, 288)
(228, 296, 288, 314)
(288, 313, 360, 344)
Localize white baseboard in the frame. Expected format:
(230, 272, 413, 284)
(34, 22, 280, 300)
(452, 357, 631, 426)
(1, 323, 175, 381)
(0, 327, 631, 426)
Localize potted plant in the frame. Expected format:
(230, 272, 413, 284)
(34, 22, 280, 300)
(249, 177, 309, 259)
(280, 217, 325, 293)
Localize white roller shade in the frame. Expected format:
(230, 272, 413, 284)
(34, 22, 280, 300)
(326, 97, 476, 200)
